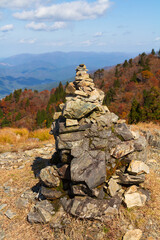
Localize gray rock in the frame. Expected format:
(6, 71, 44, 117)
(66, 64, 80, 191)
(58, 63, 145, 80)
(110, 141, 135, 159)
(0, 229, 5, 240)
(20, 189, 37, 202)
(63, 99, 99, 119)
(134, 135, 147, 151)
(90, 137, 108, 150)
(61, 195, 122, 219)
(71, 151, 106, 189)
(36, 207, 52, 223)
(28, 200, 55, 224)
(57, 136, 84, 150)
(27, 211, 44, 224)
(116, 171, 145, 185)
(41, 186, 63, 200)
(57, 164, 70, 179)
(35, 200, 55, 215)
(59, 131, 84, 142)
(16, 198, 29, 209)
(39, 166, 60, 188)
(127, 149, 147, 163)
(71, 184, 91, 196)
(114, 123, 134, 141)
(5, 210, 16, 219)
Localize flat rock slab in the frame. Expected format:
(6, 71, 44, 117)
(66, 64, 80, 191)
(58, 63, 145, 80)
(123, 229, 142, 240)
(116, 171, 145, 185)
(28, 200, 55, 224)
(0, 204, 7, 211)
(110, 141, 135, 159)
(63, 99, 98, 119)
(5, 210, 16, 219)
(127, 160, 149, 174)
(0, 229, 5, 240)
(61, 195, 122, 219)
(114, 123, 134, 141)
(41, 186, 63, 200)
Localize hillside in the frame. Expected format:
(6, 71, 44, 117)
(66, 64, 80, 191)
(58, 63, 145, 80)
(0, 82, 66, 130)
(93, 50, 160, 123)
(0, 51, 135, 99)
(0, 50, 159, 130)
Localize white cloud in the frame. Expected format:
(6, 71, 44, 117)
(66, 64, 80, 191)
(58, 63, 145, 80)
(94, 31, 103, 37)
(0, 0, 41, 9)
(0, 24, 13, 32)
(13, 0, 111, 21)
(44, 41, 73, 47)
(80, 40, 93, 46)
(26, 21, 67, 31)
(19, 38, 36, 44)
(155, 37, 160, 42)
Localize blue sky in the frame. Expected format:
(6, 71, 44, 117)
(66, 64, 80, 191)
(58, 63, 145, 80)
(0, 0, 160, 57)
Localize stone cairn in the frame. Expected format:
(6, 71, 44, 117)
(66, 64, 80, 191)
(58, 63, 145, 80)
(28, 64, 150, 223)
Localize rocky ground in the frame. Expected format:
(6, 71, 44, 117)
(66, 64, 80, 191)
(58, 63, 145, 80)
(0, 129, 160, 240)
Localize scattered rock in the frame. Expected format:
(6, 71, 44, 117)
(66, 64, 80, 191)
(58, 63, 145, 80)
(123, 229, 142, 240)
(0, 229, 5, 240)
(127, 160, 149, 174)
(0, 204, 7, 211)
(123, 186, 147, 208)
(108, 177, 121, 197)
(28, 200, 55, 224)
(16, 198, 29, 209)
(5, 210, 16, 219)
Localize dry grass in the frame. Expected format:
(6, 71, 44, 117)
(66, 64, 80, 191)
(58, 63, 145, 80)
(29, 128, 52, 141)
(0, 127, 54, 153)
(130, 122, 160, 134)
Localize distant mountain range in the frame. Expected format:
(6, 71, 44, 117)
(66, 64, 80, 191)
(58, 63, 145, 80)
(0, 51, 136, 99)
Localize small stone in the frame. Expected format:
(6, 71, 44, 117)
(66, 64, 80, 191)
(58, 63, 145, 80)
(41, 186, 63, 200)
(110, 141, 135, 159)
(5, 210, 16, 219)
(127, 161, 149, 174)
(27, 211, 43, 224)
(53, 112, 62, 120)
(124, 189, 147, 208)
(0, 229, 5, 240)
(36, 207, 52, 223)
(115, 123, 134, 141)
(108, 178, 121, 197)
(123, 229, 142, 240)
(39, 166, 60, 188)
(66, 119, 79, 127)
(0, 204, 7, 211)
(16, 198, 28, 209)
(116, 171, 145, 185)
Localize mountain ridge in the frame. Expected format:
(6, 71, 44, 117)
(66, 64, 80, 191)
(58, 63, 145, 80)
(0, 51, 136, 99)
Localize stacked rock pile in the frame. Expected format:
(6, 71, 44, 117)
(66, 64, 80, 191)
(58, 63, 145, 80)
(28, 64, 150, 222)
